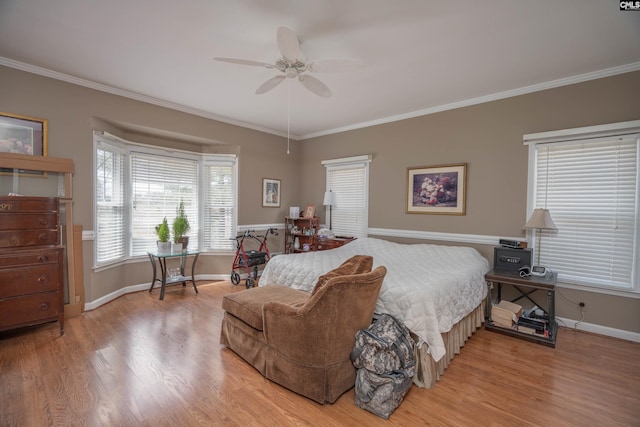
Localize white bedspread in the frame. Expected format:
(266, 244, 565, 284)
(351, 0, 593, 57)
(260, 237, 490, 362)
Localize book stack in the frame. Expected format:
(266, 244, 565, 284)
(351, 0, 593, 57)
(491, 300, 523, 329)
(517, 316, 548, 336)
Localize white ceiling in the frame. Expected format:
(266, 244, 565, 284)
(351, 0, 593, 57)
(1, 0, 639, 140)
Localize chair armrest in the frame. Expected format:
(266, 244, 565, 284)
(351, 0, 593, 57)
(263, 300, 330, 364)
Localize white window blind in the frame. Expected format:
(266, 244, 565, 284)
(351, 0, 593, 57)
(130, 152, 199, 256)
(203, 161, 236, 251)
(323, 155, 371, 238)
(95, 140, 126, 265)
(529, 132, 639, 291)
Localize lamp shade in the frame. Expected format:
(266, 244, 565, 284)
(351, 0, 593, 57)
(524, 208, 557, 230)
(323, 190, 336, 206)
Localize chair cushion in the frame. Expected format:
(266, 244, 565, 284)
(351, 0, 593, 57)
(222, 285, 308, 331)
(310, 255, 374, 296)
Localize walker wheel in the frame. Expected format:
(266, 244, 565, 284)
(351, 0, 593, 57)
(246, 277, 255, 288)
(231, 271, 240, 285)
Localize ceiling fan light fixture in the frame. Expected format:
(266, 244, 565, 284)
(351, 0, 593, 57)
(215, 26, 359, 98)
(285, 67, 298, 78)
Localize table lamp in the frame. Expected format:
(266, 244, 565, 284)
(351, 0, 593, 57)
(524, 208, 557, 267)
(323, 190, 336, 230)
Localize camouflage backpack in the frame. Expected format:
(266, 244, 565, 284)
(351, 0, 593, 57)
(350, 313, 416, 419)
(351, 313, 416, 375)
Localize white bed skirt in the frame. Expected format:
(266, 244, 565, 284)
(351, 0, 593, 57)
(412, 299, 486, 388)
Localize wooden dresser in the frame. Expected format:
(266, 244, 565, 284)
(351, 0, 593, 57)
(0, 196, 64, 335)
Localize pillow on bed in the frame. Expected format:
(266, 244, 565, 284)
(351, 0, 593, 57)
(310, 255, 374, 296)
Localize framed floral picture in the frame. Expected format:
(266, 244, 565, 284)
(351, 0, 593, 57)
(406, 163, 466, 215)
(262, 178, 281, 207)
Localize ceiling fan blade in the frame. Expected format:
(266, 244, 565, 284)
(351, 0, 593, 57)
(298, 75, 331, 98)
(277, 26, 300, 62)
(214, 57, 274, 68)
(255, 75, 286, 94)
(307, 58, 364, 73)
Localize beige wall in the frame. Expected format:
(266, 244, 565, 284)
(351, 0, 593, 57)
(1, 64, 638, 335)
(300, 71, 640, 334)
(0, 65, 298, 302)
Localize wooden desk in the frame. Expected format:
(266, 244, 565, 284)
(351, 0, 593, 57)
(316, 237, 356, 251)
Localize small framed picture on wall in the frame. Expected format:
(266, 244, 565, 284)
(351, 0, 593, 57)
(262, 178, 281, 207)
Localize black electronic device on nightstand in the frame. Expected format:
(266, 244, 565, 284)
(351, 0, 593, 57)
(494, 247, 532, 271)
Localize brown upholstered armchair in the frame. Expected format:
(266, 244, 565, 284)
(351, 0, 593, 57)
(220, 255, 386, 404)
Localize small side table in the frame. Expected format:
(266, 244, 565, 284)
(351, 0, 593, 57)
(147, 250, 200, 300)
(485, 268, 558, 347)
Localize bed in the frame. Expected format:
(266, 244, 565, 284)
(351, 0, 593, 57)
(259, 237, 490, 388)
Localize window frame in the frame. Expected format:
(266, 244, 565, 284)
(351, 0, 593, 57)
(524, 120, 640, 296)
(93, 131, 237, 268)
(322, 154, 371, 238)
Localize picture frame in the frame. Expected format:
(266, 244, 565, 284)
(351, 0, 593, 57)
(0, 112, 48, 157)
(262, 178, 281, 208)
(304, 204, 316, 218)
(406, 163, 466, 215)
(0, 112, 48, 176)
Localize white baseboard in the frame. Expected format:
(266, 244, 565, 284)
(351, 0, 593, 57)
(556, 316, 640, 343)
(83, 274, 229, 311)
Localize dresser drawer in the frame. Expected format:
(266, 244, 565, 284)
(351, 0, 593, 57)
(0, 197, 58, 213)
(0, 291, 61, 329)
(0, 229, 60, 248)
(0, 213, 59, 231)
(0, 248, 61, 268)
(0, 264, 61, 298)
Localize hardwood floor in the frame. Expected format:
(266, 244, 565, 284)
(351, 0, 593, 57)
(1, 281, 639, 426)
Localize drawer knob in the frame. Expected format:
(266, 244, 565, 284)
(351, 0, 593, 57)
(38, 233, 48, 241)
(37, 255, 49, 262)
(37, 275, 49, 284)
(39, 218, 48, 225)
(39, 303, 49, 311)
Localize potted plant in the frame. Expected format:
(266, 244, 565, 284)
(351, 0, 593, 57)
(172, 200, 190, 249)
(155, 217, 171, 253)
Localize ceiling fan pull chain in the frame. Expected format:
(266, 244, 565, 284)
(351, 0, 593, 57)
(287, 79, 291, 155)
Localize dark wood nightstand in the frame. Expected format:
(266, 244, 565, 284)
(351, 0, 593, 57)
(485, 268, 558, 347)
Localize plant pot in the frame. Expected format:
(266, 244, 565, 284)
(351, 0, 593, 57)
(157, 241, 171, 253)
(177, 236, 189, 249)
(171, 242, 183, 253)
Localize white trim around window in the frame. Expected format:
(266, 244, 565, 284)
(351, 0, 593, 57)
(524, 120, 640, 295)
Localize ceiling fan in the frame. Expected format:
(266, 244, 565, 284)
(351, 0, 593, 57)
(215, 26, 361, 98)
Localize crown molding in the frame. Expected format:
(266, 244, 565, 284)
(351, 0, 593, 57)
(302, 62, 640, 139)
(3, 56, 638, 142)
(0, 56, 301, 140)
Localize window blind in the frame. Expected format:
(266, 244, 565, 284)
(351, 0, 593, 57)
(130, 152, 199, 256)
(203, 161, 236, 251)
(95, 141, 126, 265)
(324, 156, 370, 238)
(533, 135, 638, 290)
